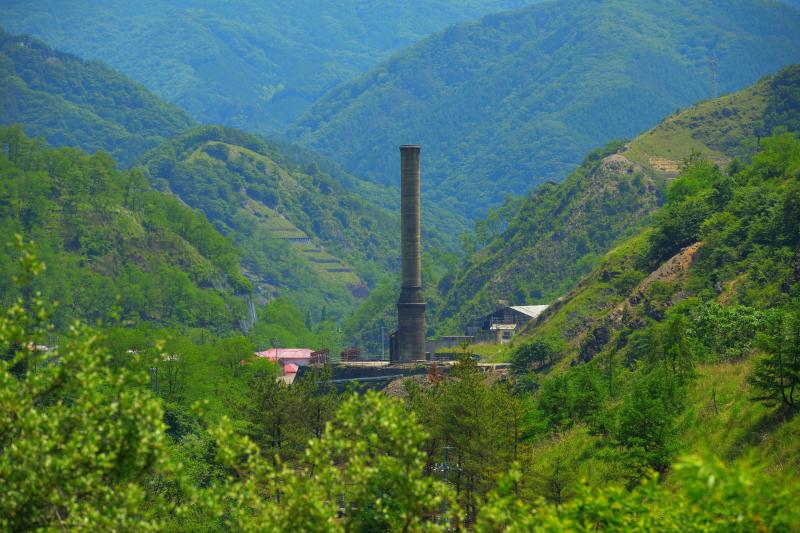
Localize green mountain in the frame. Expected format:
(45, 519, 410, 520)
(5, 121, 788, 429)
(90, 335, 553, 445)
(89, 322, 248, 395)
(0, 0, 529, 132)
(0, 125, 248, 332)
(0, 29, 195, 166)
(291, 0, 800, 225)
(141, 126, 401, 318)
(505, 130, 800, 496)
(0, 30, 406, 319)
(436, 64, 800, 333)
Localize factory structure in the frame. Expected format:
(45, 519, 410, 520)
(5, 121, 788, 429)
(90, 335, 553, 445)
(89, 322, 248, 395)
(390, 145, 427, 362)
(256, 144, 545, 387)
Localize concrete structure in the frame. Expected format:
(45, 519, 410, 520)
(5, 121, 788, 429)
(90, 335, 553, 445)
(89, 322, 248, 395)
(393, 145, 426, 362)
(465, 305, 549, 344)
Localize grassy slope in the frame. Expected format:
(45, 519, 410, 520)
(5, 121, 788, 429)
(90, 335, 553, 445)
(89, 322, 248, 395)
(142, 126, 402, 318)
(512, 150, 800, 498)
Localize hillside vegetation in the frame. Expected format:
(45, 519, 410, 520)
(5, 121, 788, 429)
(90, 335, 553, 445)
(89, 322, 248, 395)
(141, 126, 401, 318)
(0, 30, 194, 166)
(436, 65, 800, 333)
(0, 0, 529, 131)
(0, 125, 247, 331)
(292, 0, 800, 224)
(498, 132, 800, 502)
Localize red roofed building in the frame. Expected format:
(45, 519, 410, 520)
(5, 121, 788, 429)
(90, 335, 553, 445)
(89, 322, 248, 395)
(255, 348, 314, 368)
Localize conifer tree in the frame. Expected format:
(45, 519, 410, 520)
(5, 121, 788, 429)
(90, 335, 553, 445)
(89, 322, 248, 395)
(749, 308, 800, 408)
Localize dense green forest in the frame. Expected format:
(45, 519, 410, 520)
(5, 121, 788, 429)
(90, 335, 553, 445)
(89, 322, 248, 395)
(0, 29, 195, 166)
(0, 0, 530, 131)
(291, 0, 800, 223)
(3, 136, 800, 529)
(435, 64, 800, 334)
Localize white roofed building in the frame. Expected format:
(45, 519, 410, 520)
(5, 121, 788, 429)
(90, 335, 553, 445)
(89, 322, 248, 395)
(465, 304, 549, 344)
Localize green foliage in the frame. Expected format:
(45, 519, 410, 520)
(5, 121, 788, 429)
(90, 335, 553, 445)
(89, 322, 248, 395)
(208, 391, 457, 531)
(0, 243, 174, 529)
(292, 0, 800, 223)
(693, 303, 766, 361)
(476, 455, 800, 532)
(0, 126, 246, 331)
(246, 365, 337, 465)
(614, 369, 682, 475)
(511, 336, 561, 374)
(406, 357, 524, 522)
(0, 29, 194, 166)
(748, 307, 800, 408)
(648, 162, 720, 264)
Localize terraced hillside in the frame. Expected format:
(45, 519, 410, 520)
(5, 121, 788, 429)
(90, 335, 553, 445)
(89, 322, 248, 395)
(142, 127, 400, 317)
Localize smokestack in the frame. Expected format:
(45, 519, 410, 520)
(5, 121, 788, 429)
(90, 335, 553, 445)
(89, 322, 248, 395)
(396, 145, 426, 362)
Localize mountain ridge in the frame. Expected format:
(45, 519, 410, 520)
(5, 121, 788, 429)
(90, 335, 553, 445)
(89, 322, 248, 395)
(435, 64, 800, 334)
(291, 0, 800, 224)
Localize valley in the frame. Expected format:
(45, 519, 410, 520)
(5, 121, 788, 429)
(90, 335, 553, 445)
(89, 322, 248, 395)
(2, 1, 800, 530)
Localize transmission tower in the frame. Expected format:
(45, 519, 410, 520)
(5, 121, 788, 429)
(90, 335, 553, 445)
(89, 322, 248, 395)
(708, 55, 719, 99)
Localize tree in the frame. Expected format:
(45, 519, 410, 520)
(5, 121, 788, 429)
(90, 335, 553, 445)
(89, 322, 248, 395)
(0, 238, 175, 529)
(614, 370, 680, 476)
(214, 391, 458, 531)
(748, 308, 800, 408)
(511, 337, 559, 374)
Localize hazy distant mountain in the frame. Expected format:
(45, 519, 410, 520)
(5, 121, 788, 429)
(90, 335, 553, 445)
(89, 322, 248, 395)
(0, 0, 529, 132)
(290, 0, 800, 225)
(0, 29, 194, 166)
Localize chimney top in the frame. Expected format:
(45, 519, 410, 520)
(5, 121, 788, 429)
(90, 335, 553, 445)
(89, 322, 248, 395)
(400, 144, 420, 150)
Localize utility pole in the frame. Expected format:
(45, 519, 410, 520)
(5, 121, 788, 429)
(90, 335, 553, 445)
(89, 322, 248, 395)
(709, 55, 719, 99)
(381, 324, 385, 360)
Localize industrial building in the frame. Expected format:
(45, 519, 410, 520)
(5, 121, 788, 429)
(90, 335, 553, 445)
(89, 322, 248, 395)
(464, 305, 549, 344)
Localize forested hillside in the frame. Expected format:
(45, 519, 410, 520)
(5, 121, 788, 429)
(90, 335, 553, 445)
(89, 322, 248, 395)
(291, 0, 800, 223)
(141, 126, 401, 317)
(0, 126, 248, 331)
(0, 0, 529, 131)
(4, 133, 799, 530)
(500, 131, 800, 502)
(436, 65, 800, 332)
(0, 30, 194, 166)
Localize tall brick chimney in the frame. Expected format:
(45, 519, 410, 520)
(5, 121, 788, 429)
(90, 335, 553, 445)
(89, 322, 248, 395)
(395, 145, 426, 362)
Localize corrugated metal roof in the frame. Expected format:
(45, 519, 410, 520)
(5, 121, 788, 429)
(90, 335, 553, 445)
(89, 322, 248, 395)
(509, 305, 549, 318)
